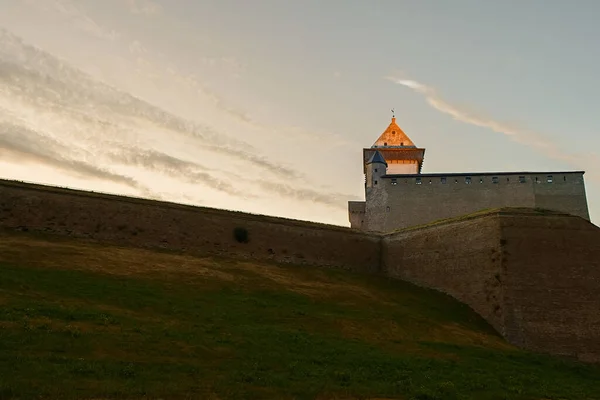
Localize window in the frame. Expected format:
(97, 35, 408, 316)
(429, 179, 432, 184)
(392, 131, 396, 134)
(564, 176, 567, 181)
(386, 206, 391, 212)
(454, 179, 458, 184)
(535, 176, 539, 183)
(547, 175, 553, 183)
(479, 178, 484, 184)
(465, 177, 472, 184)
(416, 177, 422, 185)
(384, 142, 388, 146)
(492, 176, 499, 184)
(391, 178, 398, 185)
(507, 177, 510, 182)
(374, 168, 378, 173)
(441, 177, 447, 184)
(519, 176, 526, 183)
(374, 180, 378, 185)
(400, 142, 404, 146)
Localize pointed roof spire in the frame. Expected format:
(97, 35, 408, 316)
(372, 115, 416, 148)
(366, 150, 387, 166)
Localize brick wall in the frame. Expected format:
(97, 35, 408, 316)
(0, 180, 381, 272)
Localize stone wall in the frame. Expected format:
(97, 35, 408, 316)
(0, 180, 381, 272)
(382, 213, 505, 333)
(500, 213, 600, 362)
(348, 201, 366, 230)
(382, 209, 600, 362)
(366, 171, 589, 232)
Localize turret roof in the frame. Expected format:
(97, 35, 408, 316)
(372, 117, 416, 148)
(366, 150, 387, 166)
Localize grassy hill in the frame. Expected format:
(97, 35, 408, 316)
(0, 230, 599, 400)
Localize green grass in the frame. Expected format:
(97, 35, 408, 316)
(0, 232, 599, 399)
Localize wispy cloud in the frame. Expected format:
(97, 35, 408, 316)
(0, 28, 301, 180)
(255, 181, 357, 210)
(126, 0, 163, 16)
(386, 75, 599, 179)
(105, 148, 253, 198)
(0, 28, 354, 211)
(142, 59, 356, 150)
(0, 122, 143, 190)
(21, 0, 120, 41)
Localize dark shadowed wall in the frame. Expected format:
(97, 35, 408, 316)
(381, 214, 505, 334)
(500, 214, 600, 363)
(382, 209, 600, 363)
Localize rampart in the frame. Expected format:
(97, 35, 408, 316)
(364, 171, 590, 232)
(382, 209, 600, 363)
(0, 180, 381, 272)
(1, 179, 600, 362)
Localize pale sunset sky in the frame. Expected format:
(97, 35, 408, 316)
(0, 0, 598, 225)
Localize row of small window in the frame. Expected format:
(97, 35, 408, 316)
(391, 175, 563, 185)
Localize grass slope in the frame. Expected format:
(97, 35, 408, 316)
(0, 231, 599, 400)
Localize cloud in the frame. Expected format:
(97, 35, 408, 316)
(128, 46, 354, 151)
(129, 40, 147, 55)
(0, 27, 355, 214)
(0, 29, 304, 181)
(22, 0, 120, 41)
(126, 0, 163, 16)
(0, 122, 143, 190)
(105, 148, 254, 198)
(386, 75, 599, 180)
(255, 181, 357, 210)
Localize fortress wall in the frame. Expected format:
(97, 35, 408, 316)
(532, 174, 590, 220)
(499, 213, 600, 362)
(382, 209, 600, 362)
(372, 172, 587, 232)
(381, 214, 505, 333)
(0, 180, 381, 272)
(4, 178, 600, 361)
(377, 174, 534, 232)
(348, 201, 366, 229)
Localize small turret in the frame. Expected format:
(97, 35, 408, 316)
(366, 150, 387, 188)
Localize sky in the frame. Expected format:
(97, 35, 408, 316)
(0, 0, 598, 226)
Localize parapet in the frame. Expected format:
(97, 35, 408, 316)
(363, 170, 589, 232)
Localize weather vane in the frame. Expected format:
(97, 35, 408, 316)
(391, 108, 395, 118)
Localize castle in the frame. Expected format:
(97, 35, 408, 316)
(0, 119, 598, 363)
(349, 117, 590, 232)
(0, 172, 599, 362)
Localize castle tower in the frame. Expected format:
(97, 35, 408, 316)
(362, 117, 425, 175)
(365, 150, 387, 188)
